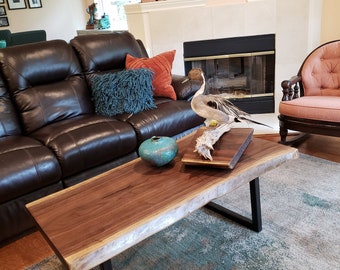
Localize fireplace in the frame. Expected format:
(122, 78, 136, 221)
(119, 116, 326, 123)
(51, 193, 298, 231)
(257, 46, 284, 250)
(183, 34, 275, 114)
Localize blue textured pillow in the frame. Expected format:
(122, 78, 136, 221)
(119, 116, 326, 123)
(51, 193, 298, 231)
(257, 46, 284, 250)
(91, 68, 156, 116)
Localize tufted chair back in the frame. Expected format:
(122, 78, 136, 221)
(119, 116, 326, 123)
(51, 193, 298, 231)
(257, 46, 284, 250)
(299, 40, 340, 97)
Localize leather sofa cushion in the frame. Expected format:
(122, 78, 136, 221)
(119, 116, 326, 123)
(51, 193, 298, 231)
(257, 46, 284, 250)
(279, 96, 340, 122)
(0, 40, 89, 134)
(121, 98, 204, 144)
(31, 115, 137, 178)
(70, 32, 147, 73)
(0, 136, 62, 203)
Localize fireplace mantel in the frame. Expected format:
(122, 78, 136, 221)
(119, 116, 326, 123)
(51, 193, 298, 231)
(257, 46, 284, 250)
(126, 0, 250, 13)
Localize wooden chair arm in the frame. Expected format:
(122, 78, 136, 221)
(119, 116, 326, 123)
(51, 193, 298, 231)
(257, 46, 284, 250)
(281, 75, 302, 101)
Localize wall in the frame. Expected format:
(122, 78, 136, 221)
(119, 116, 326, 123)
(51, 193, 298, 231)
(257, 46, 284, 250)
(2, 0, 339, 44)
(2, 0, 88, 42)
(321, 0, 340, 43)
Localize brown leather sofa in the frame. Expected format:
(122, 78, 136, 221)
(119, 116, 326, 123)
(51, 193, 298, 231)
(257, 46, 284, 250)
(0, 32, 203, 245)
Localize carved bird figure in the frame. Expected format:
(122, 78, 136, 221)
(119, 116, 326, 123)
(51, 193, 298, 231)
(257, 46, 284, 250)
(189, 68, 271, 128)
(188, 68, 271, 160)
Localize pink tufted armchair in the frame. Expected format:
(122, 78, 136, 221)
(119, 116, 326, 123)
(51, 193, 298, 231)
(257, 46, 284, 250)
(278, 40, 340, 144)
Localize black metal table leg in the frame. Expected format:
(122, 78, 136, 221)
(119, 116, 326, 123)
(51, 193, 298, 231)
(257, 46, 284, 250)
(99, 259, 113, 270)
(205, 177, 262, 232)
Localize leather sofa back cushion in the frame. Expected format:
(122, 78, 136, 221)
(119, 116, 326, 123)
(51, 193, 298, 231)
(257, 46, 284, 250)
(0, 40, 93, 133)
(301, 41, 340, 96)
(70, 32, 147, 73)
(0, 76, 22, 137)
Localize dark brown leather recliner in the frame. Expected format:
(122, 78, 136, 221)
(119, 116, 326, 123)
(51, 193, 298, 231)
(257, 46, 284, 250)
(0, 39, 139, 185)
(0, 39, 138, 244)
(0, 32, 203, 245)
(0, 75, 63, 244)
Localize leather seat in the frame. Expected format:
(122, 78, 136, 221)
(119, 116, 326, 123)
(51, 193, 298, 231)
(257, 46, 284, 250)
(0, 136, 62, 203)
(125, 98, 204, 144)
(32, 115, 137, 178)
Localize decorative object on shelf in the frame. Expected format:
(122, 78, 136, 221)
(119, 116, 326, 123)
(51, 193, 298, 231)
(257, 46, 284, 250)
(28, 0, 42, 9)
(86, 2, 97, 29)
(0, 5, 6, 16)
(97, 13, 110, 29)
(7, 0, 26, 10)
(189, 68, 271, 160)
(0, 39, 6, 47)
(0, 17, 8, 27)
(138, 136, 178, 167)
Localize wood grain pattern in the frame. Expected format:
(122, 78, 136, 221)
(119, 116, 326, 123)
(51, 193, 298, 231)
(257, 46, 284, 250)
(26, 131, 298, 270)
(182, 128, 254, 169)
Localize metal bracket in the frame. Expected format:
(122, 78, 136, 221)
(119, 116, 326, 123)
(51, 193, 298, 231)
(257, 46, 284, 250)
(205, 177, 262, 232)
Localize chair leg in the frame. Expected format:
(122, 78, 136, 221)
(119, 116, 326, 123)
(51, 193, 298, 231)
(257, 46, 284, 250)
(279, 127, 309, 146)
(279, 126, 288, 144)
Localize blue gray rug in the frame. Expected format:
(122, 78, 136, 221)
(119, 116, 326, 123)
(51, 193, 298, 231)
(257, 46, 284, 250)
(27, 154, 340, 270)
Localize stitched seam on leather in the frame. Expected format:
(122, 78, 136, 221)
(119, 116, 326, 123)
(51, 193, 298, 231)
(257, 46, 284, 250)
(65, 132, 86, 169)
(2, 61, 32, 91)
(23, 147, 42, 183)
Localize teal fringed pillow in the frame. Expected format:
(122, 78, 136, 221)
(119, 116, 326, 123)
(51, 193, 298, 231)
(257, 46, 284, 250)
(91, 68, 156, 116)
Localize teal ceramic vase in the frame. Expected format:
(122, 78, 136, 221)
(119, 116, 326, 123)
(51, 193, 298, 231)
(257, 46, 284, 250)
(138, 136, 178, 167)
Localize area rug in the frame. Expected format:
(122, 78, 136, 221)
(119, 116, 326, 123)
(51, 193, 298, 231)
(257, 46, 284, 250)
(26, 154, 340, 270)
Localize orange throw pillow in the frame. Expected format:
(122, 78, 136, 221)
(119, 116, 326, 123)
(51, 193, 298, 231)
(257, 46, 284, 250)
(126, 50, 177, 100)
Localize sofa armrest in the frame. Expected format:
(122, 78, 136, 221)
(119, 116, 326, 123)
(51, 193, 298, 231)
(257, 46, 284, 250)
(171, 74, 201, 100)
(281, 75, 302, 101)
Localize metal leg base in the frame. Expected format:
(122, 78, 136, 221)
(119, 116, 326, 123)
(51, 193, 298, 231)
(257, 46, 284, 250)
(205, 177, 262, 232)
(99, 259, 113, 270)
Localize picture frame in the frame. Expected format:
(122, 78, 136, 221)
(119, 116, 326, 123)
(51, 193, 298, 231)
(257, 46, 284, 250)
(0, 16, 9, 27)
(7, 0, 27, 10)
(0, 6, 6, 16)
(28, 0, 42, 9)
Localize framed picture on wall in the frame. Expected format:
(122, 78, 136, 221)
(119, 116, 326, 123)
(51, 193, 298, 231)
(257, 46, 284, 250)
(0, 6, 6, 16)
(0, 17, 9, 27)
(7, 0, 27, 10)
(28, 0, 42, 9)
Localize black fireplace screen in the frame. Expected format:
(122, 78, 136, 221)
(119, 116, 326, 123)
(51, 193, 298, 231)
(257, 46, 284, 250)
(184, 34, 275, 114)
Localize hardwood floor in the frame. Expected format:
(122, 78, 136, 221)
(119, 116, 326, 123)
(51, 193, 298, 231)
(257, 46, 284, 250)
(255, 133, 340, 162)
(0, 133, 339, 270)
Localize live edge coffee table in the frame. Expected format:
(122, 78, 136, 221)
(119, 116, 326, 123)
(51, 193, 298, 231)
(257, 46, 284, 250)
(26, 128, 298, 270)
